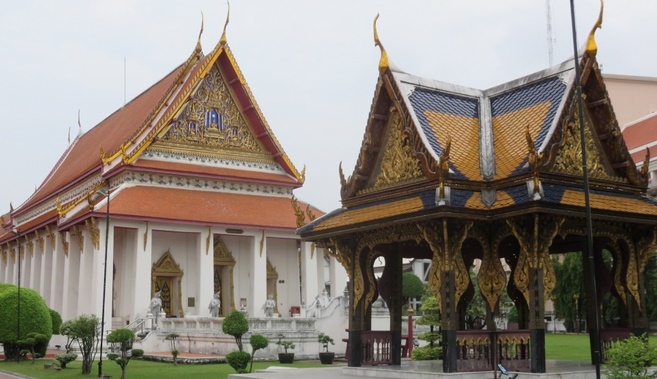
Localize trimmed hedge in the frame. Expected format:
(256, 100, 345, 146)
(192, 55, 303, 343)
(0, 284, 52, 359)
(49, 308, 62, 335)
(226, 351, 251, 373)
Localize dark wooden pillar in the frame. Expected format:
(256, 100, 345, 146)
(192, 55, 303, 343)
(386, 250, 403, 365)
(441, 270, 458, 372)
(348, 248, 365, 367)
(528, 267, 545, 373)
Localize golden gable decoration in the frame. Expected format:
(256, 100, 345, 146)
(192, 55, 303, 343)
(159, 66, 264, 157)
(366, 108, 423, 193)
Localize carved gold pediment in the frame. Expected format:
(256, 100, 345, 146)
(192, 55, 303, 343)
(267, 258, 278, 280)
(152, 250, 184, 276)
(552, 105, 627, 183)
(361, 108, 424, 194)
(155, 65, 268, 162)
(213, 236, 236, 265)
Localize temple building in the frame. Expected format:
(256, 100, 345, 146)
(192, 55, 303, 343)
(299, 10, 657, 374)
(0, 16, 343, 335)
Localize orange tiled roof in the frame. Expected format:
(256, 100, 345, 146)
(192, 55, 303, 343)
(96, 186, 307, 231)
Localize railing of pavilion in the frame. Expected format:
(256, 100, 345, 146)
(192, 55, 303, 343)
(456, 330, 531, 372)
(600, 327, 631, 362)
(361, 331, 393, 365)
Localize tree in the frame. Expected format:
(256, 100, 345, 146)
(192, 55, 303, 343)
(605, 335, 657, 379)
(61, 314, 99, 374)
(552, 253, 584, 332)
(106, 328, 135, 379)
(416, 289, 440, 347)
(248, 334, 269, 373)
(222, 310, 249, 351)
(0, 284, 53, 360)
(402, 272, 424, 307)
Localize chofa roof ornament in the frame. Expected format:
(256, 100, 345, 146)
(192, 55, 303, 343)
(585, 0, 604, 57)
(373, 14, 389, 75)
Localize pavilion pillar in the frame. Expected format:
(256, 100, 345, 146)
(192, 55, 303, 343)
(380, 249, 403, 365)
(347, 245, 366, 367)
(441, 270, 458, 372)
(582, 240, 603, 366)
(528, 267, 546, 373)
(249, 231, 267, 317)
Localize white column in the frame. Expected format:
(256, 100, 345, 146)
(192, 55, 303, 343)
(132, 222, 152, 322)
(50, 233, 66, 315)
(300, 241, 319, 308)
(328, 248, 348, 298)
(77, 233, 92, 315)
(198, 227, 214, 317)
(40, 233, 54, 306)
(23, 239, 32, 290)
(30, 236, 42, 292)
(62, 232, 80, 321)
(92, 218, 114, 332)
(249, 232, 267, 317)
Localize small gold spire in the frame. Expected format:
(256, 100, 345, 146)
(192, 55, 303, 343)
(586, 0, 604, 56)
(300, 164, 306, 183)
(196, 12, 204, 52)
(373, 14, 389, 74)
(220, 1, 230, 46)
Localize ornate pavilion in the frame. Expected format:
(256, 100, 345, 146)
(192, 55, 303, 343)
(0, 14, 342, 334)
(299, 12, 657, 373)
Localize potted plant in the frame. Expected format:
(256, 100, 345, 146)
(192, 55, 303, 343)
(276, 334, 295, 364)
(318, 333, 335, 364)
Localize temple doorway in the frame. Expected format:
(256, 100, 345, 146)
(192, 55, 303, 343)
(151, 250, 184, 317)
(213, 237, 236, 315)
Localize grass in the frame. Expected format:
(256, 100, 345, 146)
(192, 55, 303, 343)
(545, 333, 657, 361)
(0, 358, 328, 379)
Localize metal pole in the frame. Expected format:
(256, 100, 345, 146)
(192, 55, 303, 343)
(568, 3, 601, 379)
(17, 235, 21, 364)
(98, 182, 111, 377)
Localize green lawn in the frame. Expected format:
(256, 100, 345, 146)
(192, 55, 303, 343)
(0, 359, 327, 379)
(545, 333, 657, 361)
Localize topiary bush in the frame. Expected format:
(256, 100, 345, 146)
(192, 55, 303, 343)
(49, 309, 62, 335)
(27, 332, 49, 359)
(55, 352, 78, 368)
(605, 335, 657, 379)
(411, 345, 442, 361)
(226, 351, 251, 373)
(131, 348, 144, 359)
(0, 284, 52, 360)
(222, 310, 249, 351)
(249, 334, 269, 373)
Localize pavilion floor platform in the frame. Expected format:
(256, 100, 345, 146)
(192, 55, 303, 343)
(230, 360, 604, 379)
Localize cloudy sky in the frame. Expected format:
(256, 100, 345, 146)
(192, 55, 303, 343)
(0, 0, 655, 215)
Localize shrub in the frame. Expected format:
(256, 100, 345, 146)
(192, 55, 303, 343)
(131, 349, 144, 359)
(27, 332, 49, 359)
(226, 351, 251, 373)
(222, 310, 249, 351)
(411, 345, 441, 361)
(55, 352, 77, 368)
(107, 353, 119, 361)
(0, 285, 52, 360)
(276, 334, 295, 353)
(605, 335, 657, 379)
(49, 309, 62, 335)
(106, 328, 135, 379)
(62, 314, 99, 375)
(249, 334, 269, 373)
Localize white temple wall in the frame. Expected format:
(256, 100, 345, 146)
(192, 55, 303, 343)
(22, 240, 32, 291)
(39, 232, 53, 301)
(50, 233, 66, 315)
(267, 237, 301, 316)
(223, 234, 251, 313)
(112, 227, 139, 324)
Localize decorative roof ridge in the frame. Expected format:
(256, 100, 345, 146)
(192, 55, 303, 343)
(484, 59, 574, 98)
(15, 131, 84, 214)
(101, 18, 206, 167)
(393, 71, 482, 98)
(218, 43, 303, 182)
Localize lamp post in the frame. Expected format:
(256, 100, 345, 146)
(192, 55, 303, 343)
(11, 228, 21, 363)
(98, 182, 111, 378)
(568, 3, 601, 378)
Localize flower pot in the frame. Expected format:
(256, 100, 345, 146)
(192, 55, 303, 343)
(319, 352, 335, 364)
(278, 352, 295, 364)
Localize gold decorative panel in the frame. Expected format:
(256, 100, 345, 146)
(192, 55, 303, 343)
(367, 109, 423, 192)
(157, 65, 266, 160)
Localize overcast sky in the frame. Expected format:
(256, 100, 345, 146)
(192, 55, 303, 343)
(1, 0, 655, 215)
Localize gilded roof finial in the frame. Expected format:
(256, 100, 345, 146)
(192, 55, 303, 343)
(373, 14, 389, 74)
(586, 0, 604, 56)
(220, 1, 230, 46)
(196, 12, 205, 52)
